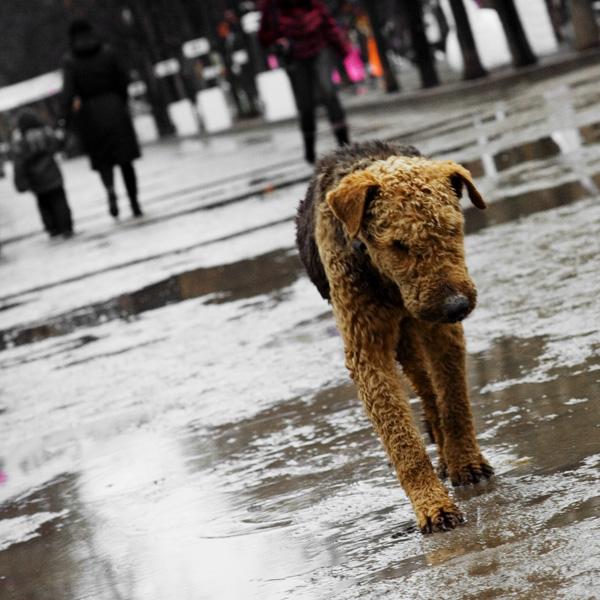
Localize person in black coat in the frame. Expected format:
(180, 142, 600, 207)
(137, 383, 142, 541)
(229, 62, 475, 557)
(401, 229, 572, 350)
(12, 111, 74, 238)
(62, 19, 143, 218)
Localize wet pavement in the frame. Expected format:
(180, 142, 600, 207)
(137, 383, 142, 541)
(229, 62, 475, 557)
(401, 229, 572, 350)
(1, 64, 600, 599)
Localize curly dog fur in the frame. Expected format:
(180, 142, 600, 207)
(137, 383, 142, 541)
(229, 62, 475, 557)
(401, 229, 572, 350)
(296, 141, 493, 533)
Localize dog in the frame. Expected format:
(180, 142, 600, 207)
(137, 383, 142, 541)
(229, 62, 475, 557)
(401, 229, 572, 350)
(296, 141, 493, 533)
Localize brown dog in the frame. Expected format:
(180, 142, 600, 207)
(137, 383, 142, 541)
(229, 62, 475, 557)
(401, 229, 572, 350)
(296, 141, 493, 533)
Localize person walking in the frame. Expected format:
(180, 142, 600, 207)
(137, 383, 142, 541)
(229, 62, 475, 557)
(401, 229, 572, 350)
(259, 0, 351, 164)
(61, 19, 142, 219)
(12, 111, 74, 238)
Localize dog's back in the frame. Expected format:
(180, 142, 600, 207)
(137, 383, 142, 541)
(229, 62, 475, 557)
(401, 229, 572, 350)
(295, 141, 420, 300)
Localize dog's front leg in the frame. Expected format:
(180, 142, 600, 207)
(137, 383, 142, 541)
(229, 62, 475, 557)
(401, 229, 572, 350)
(421, 323, 494, 486)
(396, 319, 447, 476)
(340, 309, 464, 533)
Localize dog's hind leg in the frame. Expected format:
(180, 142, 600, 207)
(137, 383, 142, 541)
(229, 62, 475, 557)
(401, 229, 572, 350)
(333, 301, 463, 533)
(396, 319, 447, 478)
(420, 322, 494, 486)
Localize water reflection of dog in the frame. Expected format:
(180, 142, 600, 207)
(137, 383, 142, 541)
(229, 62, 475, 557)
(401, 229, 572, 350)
(296, 141, 494, 533)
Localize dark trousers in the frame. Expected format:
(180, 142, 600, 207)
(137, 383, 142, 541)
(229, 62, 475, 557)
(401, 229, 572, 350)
(36, 187, 73, 236)
(286, 50, 348, 159)
(99, 162, 141, 216)
(99, 162, 137, 201)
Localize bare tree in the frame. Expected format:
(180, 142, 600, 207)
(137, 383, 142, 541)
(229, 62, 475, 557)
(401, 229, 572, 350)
(0, 2, 67, 85)
(400, 0, 440, 88)
(448, 0, 487, 79)
(570, 0, 600, 50)
(127, 0, 177, 136)
(492, 0, 537, 67)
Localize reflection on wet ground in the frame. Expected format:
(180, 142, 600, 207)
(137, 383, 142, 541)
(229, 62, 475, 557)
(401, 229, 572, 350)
(2, 64, 600, 599)
(464, 179, 588, 233)
(1, 331, 597, 599)
(493, 136, 561, 171)
(0, 250, 302, 351)
(0, 171, 592, 350)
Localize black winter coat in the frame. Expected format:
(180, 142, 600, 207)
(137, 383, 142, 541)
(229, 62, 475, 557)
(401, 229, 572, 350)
(62, 44, 141, 170)
(12, 127, 63, 194)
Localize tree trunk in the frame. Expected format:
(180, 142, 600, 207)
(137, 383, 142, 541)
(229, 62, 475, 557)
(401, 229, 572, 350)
(570, 0, 600, 50)
(402, 0, 440, 88)
(493, 0, 537, 67)
(362, 0, 401, 93)
(448, 0, 488, 79)
(544, 0, 565, 42)
(129, 0, 176, 137)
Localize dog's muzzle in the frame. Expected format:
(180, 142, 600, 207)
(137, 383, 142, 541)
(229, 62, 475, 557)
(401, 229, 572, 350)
(441, 294, 472, 323)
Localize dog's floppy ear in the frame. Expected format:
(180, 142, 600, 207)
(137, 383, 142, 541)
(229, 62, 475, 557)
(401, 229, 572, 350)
(444, 162, 487, 210)
(326, 170, 379, 238)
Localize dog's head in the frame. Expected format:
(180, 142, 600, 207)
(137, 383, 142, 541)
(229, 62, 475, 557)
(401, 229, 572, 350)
(325, 156, 486, 323)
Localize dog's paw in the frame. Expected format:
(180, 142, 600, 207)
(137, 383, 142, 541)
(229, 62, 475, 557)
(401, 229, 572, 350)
(449, 460, 494, 487)
(417, 502, 465, 534)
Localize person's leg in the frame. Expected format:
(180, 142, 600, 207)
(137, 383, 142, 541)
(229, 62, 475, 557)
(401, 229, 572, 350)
(99, 166, 119, 218)
(315, 51, 350, 147)
(36, 192, 58, 236)
(287, 60, 318, 163)
(120, 163, 142, 216)
(51, 187, 74, 236)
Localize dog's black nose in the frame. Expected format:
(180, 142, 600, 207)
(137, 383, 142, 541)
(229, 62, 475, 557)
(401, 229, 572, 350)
(442, 294, 471, 322)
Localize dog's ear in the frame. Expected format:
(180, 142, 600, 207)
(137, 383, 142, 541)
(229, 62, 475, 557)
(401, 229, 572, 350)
(444, 163, 487, 210)
(326, 170, 379, 238)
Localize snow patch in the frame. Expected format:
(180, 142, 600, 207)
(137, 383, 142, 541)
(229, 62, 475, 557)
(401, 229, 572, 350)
(564, 398, 588, 406)
(0, 510, 68, 552)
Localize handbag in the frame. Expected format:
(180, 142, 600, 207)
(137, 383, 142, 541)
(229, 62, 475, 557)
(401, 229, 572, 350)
(344, 47, 366, 82)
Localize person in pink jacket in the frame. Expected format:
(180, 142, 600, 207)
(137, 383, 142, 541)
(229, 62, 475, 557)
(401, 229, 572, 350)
(259, 0, 351, 163)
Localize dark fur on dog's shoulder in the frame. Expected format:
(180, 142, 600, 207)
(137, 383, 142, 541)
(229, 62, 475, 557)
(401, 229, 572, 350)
(315, 140, 421, 190)
(295, 141, 420, 301)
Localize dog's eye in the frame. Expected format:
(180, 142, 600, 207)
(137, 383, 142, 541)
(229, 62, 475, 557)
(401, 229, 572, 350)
(392, 240, 409, 252)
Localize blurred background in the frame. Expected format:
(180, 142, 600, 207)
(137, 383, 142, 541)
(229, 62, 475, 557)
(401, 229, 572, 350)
(1, 2, 600, 599)
(0, 0, 597, 144)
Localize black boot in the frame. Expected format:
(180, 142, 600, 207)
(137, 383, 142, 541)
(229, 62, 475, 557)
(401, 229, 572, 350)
(121, 163, 142, 217)
(333, 124, 350, 147)
(108, 190, 119, 218)
(130, 196, 143, 218)
(303, 130, 316, 164)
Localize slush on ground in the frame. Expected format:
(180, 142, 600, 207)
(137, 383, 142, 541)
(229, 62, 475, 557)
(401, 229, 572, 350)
(0, 63, 599, 599)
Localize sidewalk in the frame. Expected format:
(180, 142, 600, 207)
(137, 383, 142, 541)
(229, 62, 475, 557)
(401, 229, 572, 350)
(215, 46, 600, 137)
(1, 43, 599, 598)
(2, 52, 600, 335)
(4, 53, 600, 311)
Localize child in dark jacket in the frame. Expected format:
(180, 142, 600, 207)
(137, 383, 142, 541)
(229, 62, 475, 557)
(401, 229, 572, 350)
(12, 111, 73, 238)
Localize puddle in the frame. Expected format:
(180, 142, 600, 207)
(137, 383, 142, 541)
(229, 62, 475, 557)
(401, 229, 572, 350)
(2, 59, 600, 600)
(493, 136, 561, 171)
(464, 179, 587, 233)
(0, 331, 597, 599)
(0, 249, 302, 351)
(1, 167, 593, 353)
(578, 121, 600, 145)
(460, 158, 485, 178)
